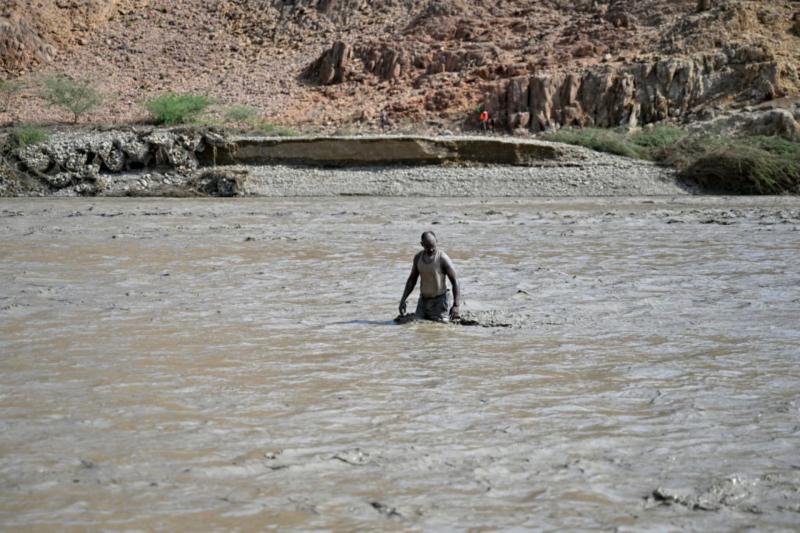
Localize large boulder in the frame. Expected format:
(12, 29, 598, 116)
(689, 107, 800, 141)
(17, 145, 52, 174)
(745, 109, 800, 140)
(191, 170, 245, 197)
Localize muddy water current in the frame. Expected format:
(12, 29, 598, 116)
(1, 197, 799, 531)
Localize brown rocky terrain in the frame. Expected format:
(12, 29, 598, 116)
(0, 0, 798, 132)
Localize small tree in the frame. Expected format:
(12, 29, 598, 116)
(39, 75, 102, 123)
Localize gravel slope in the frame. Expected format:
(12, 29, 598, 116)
(233, 148, 689, 197)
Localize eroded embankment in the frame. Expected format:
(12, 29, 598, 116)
(0, 128, 686, 197)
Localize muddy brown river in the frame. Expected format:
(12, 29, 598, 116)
(1, 197, 799, 531)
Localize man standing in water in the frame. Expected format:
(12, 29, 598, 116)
(399, 231, 461, 321)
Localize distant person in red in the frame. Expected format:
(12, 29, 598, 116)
(479, 110, 490, 132)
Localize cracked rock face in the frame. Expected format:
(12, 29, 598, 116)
(16, 130, 224, 189)
(10, 128, 227, 196)
(484, 47, 786, 132)
(119, 136, 151, 166)
(96, 141, 126, 172)
(688, 107, 800, 140)
(17, 145, 52, 174)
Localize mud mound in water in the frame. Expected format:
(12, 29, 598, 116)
(393, 310, 521, 328)
(455, 310, 514, 328)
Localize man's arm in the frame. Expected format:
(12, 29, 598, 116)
(399, 254, 420, 315)
(442, 254, 460, 319)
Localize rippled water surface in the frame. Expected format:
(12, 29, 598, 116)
(1, 197, 799, 531)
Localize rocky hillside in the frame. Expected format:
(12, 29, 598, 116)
(1, 0, 798, 133)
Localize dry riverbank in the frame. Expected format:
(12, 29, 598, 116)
(1, 130, 687, 197)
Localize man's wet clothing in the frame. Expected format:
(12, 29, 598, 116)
(415, 290, 450, 321)
(417, 250, 450, 298)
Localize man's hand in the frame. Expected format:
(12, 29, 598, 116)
(399, 300, 407, 316)
(449, 303, 460, 320)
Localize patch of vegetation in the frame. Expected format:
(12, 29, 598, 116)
(543, 125, 800, 194)
(631, 125, 688, 152)
(0, 79, 23, 113)
(256, 122, 297, 137)
(9, 125, 50, 148)
(224, 105, 258, 128)
(145, 93, 213, 125)
(333, 124, 358, 136)
(544, 125, 690, 160)
(38, 75, 102, 123)
(543, 127, 641, 159)
(188, 116, 225, 128)
(681, 136, 800, 194)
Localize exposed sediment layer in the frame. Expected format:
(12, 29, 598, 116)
(206, 135, 568, 166)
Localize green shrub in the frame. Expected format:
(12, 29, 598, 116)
(544, 127, 641, 159)
(257, 122, 297, 137)
(9, 125, 50, 148)
(39, 75, 102, 123)
(333, 124, 357, 136)
(224, 105, 258, 126)
(542, 124, 800, 194)
(145, 93, 212, 125)
(750, 135, 800, 162)
(545, 125, 688, 161)
(631, 125, 687, 151)
(681, 136, 800, 194)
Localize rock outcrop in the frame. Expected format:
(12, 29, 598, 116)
(0, 0, 145, 74)
(295, 0, 799, 132)
(9, 128, 229, 195)
(190, 169, 246, 197)
(306, 41, 353, 85)
(687, 105, 800, 141)
(483, 44, 784, 132)
(307, 40, 497, 84)
(1, 0, 798, 133)
(0, 19, 55, 75)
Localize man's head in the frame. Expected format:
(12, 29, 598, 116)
(420, 231, 437, 253)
